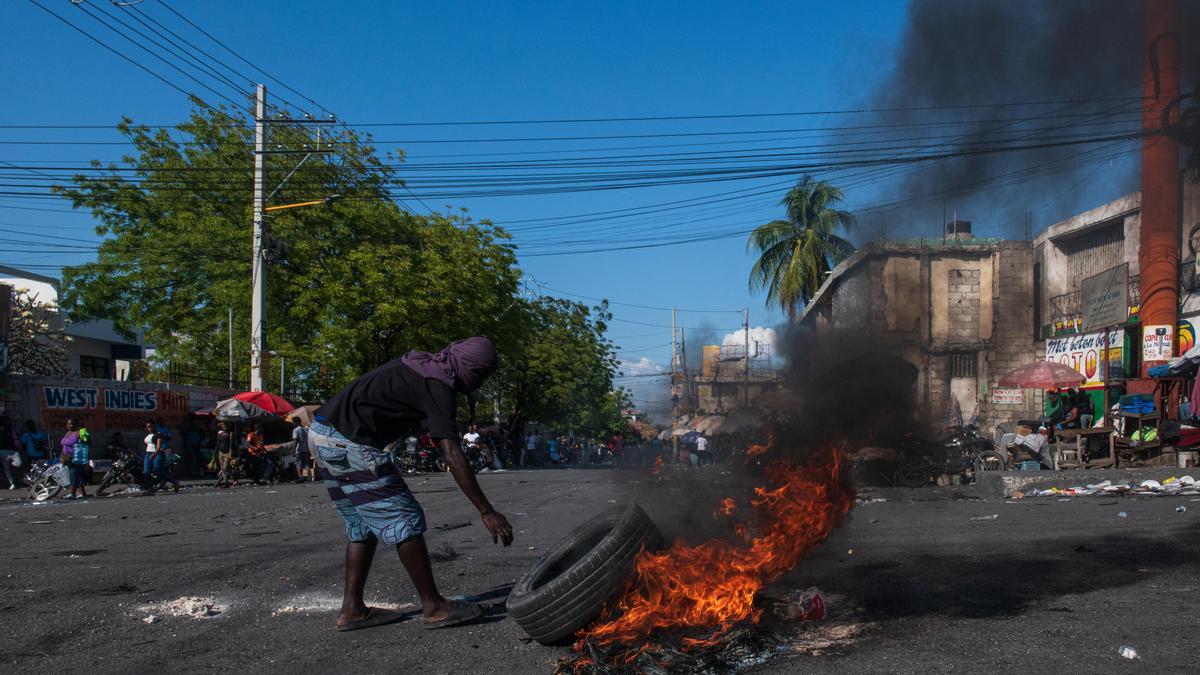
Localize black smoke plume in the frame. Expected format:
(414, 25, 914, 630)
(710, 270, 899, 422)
(850, 0, 1200, 240)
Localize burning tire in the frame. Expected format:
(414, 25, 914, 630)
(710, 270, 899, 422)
(507, 503, 662, 645)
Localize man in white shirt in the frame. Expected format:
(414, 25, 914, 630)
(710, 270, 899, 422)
(462, 425, 481, 447)
(695, 433, 709, 466)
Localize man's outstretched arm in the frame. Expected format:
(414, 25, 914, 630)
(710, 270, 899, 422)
(438, 439, 513, 546)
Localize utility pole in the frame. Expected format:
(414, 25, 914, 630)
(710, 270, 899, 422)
(227, 307, 234, 389)
(250, 83, 268, 392)
(743, 308, 750, 406)
(279, 355, 286, 398)
(671, 307, 677, 461)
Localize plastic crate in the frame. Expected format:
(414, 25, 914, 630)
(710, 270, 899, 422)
(1018, 460, 1041, 471)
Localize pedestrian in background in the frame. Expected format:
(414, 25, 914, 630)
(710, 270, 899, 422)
(61, 424, 90, 500)
(141, 419, 162, 492)
(212, 421, 235, 488)
(0, 415, 23, 489)
(247, 423, 275, 485)
(291, 418, 311, 482)
(20, 420, 49, 484)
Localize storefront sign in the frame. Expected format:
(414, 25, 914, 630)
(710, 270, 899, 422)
(40, 385, 190, 431)
(1142, 324, 1173, 362)
(1080, 264, 1128, 332)
(990, 388, 1024, 405)
(1045, 329, 1122, 387)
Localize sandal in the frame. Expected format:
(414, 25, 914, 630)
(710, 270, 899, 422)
(421, 600, 483, 629)
(335, 607, 405, 632)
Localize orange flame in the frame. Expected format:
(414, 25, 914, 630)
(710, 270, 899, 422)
(714, 497, 736, 517)
(573, 446, 854, 666)
(651, 455, 664, 475)
(742, 432, 775, 464)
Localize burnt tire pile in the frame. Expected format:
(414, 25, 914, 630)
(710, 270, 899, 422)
(507, 503, 662, 644)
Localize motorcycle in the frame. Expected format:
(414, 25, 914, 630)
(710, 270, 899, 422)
(96, 448, 146, 495)
(27, 460, 70, 501)
(462, 442, 488, 473)
(894, 425, 1005, 487)
(391, 438, 448, 474)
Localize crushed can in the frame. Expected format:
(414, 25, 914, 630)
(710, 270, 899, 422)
(777, 586, 826, 621)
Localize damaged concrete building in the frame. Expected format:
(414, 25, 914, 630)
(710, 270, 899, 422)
(796, 222, 1041, 434)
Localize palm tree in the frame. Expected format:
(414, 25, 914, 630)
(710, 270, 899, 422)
(747, 175, 855, 318)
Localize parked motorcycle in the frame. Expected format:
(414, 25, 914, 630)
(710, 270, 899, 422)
(391, 437, 448, 474)
(894, 425, 1005, 487)
(27, 460, 69, 501)
(96, 449, 146, 495)
(462, 442, 488, 473)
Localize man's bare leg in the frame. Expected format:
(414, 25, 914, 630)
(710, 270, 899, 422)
(337, 538, 377, 626)
(395, 535, 455, 620)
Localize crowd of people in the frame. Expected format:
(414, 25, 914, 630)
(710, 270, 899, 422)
(0, 412, 317, 496)
(0, 411, 745, 498)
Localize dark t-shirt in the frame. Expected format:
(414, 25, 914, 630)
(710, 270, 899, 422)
(317, 359, 458, 447)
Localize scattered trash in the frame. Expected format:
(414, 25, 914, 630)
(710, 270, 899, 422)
(970, 514, 999, 521)
(857, 497, 887, 505)
(846, 549, 854, 556)
(775, 586, 826, 621)
(1118, 645, 1140, 660)
(1118, 512, 1128, 518)
(1018, 476, 1198, 498)
(142, 615, 158, 624)
(1176, 505, 1187, 513)
(434, 521, 471, 532)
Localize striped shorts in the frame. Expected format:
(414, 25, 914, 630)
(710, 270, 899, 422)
(310, 421, 427, 545)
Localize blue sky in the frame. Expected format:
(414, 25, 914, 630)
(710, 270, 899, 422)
(1, 1, 1142, 412)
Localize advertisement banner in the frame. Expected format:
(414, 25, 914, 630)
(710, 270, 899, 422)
(40, 385, 191, 432)
(991, 388, 1024, 405)
(1080, 264, 1128, 333)
(1044, 329, 1123, 388)
(1142, 325, 1173, 362)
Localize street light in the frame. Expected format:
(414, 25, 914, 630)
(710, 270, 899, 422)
(262, 194, 342, 213)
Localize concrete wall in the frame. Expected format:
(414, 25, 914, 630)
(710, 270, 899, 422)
(0, 374, 232, 458)
(983, 246, 1041, 429)
(817, 242, 1039, 435)
(1034, 192, 1140, 331)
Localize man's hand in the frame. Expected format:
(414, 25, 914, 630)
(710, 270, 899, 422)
(480, 508, 513, 546)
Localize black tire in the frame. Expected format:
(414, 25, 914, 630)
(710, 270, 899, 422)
(31, 474, 63, 501)
(96, 472, 115, 495)
(507, 503, 663, 645)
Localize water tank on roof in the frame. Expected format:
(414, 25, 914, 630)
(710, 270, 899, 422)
(946, 219, 974, 240)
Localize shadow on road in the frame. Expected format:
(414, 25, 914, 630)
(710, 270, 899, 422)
(825, 521, 1200, 620)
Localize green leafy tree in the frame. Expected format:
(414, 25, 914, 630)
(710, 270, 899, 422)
(488, 297, 623, 438)
(747, 175, 856, 318)
(55, 104, 520, 398)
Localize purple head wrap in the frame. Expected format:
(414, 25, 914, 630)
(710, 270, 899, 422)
(401, 336, 499, 393)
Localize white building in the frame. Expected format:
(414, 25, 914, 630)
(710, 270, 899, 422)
(0, 265, 145, 380)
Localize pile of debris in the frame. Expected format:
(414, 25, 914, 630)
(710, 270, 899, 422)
(1014, 476, 1199, 498)
(559, 590, 854, 674)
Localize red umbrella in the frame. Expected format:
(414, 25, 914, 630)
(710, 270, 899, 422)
(997, 361, 1086, 389)
(232, 391, 295, 415)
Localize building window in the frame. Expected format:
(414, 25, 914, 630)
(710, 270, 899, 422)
(80, 355, 110, 379)
(949, 352, 977, 378)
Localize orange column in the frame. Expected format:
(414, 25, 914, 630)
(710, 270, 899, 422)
(1138, 0, 1181, 371)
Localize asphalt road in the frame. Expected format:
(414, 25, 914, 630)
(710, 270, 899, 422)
(1, 466, 1195, 674)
